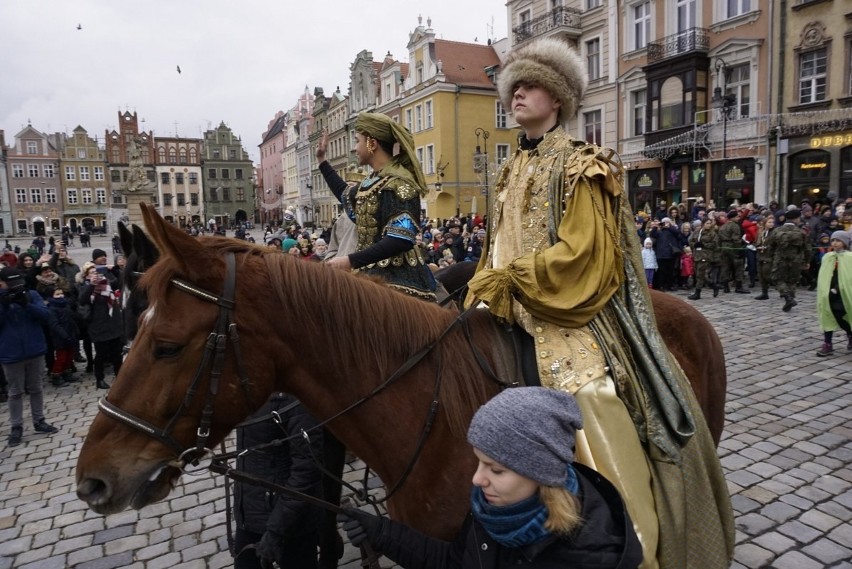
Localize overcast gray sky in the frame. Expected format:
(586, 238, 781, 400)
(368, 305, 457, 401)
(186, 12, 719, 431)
(0, 1, 507, 163)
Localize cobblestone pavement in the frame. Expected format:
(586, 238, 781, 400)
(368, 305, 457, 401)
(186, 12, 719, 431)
(1, 237, 850, 568)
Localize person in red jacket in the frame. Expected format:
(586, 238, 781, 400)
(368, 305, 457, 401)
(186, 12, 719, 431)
(741, 213, 760, 288)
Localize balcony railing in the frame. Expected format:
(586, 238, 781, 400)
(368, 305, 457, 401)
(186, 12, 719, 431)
(771, 108, 852, 137)
(647, 27, 709, 63)
(513, 6, 583, 44)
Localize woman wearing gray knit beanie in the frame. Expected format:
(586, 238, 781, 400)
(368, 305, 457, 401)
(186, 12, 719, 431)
(338, 387, 642, 568)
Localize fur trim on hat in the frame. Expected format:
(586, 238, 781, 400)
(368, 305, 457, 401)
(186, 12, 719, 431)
(497, 37, 587, 124)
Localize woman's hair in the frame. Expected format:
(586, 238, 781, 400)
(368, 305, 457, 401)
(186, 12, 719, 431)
(540, 485, 583, 535)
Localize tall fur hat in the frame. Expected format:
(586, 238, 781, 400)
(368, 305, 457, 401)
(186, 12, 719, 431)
(497, 37, 587, 124)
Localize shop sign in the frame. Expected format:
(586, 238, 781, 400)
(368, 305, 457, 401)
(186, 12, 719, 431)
(810, 133, 852, 148)
(636, 173, 655, 188)
(725, 165, 746, 182)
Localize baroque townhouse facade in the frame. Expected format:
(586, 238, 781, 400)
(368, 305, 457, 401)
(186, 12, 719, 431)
(392, 18, 517, 220)
(258, 111, 287, 227)
(279, 87, 315, 228)
(105, 111, 156, 230)
(60, 126, 108, 233)
(6, 125, 63, 236)
(201, 122, 254, 229)
(616, 0, 772, 211)
(154, 136, 203, 228)
(308, 87, 350, 228)
(773, 0, 852, 205)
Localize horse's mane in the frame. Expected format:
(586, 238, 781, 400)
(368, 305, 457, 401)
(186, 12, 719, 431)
(141, 237, 493, 435)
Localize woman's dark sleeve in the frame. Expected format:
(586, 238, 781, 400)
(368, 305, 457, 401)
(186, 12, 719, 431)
(371, 516, 461, 569)
(319, 161, 348, 201)
(348, 237, 412, 269)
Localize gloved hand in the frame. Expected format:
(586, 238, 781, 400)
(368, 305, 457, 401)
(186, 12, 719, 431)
(255, 529, 287, 568)
(336, 508, 384, 549)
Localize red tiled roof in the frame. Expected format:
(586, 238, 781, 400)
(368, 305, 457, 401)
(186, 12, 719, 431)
(434, 40, 499, 88)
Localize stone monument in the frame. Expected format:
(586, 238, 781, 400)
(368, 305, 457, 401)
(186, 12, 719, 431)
(124, 137, 156, 228)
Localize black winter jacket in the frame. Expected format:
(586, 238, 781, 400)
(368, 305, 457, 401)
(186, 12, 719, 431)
(370, 463, 642, 569)
(46, 299, 79, 348)
(234, 393, 325, 538)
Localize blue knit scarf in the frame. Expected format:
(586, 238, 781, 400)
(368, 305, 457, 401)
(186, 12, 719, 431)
(470, 464, 579, 548)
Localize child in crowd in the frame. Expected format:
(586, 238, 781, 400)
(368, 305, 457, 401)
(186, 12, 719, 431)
(680, 246, 695, 289)
(42, 286, 79, 386)
(642, 237, 657, 288)
(815, 231, 852, 356)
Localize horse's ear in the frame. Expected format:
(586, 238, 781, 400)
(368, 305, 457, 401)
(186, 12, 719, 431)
(118, 222, 133, 257)
(140, 203, 204, 271)
(132, 224, 159, 268)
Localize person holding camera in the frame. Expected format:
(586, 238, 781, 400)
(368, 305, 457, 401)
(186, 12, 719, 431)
(78, 250, 123, 389)
(0, 267, 59, 447)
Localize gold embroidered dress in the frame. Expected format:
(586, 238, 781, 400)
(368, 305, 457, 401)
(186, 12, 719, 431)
(467, 128, 734, 569)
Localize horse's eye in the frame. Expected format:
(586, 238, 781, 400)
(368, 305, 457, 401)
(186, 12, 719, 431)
(153, 343, 183, 359)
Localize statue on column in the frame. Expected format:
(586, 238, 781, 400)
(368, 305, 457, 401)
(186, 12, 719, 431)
(126, 138, 154, 192)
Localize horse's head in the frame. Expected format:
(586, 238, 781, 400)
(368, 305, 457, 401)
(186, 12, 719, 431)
(77, 205, 287, 514)
(117, 221, 159, 344)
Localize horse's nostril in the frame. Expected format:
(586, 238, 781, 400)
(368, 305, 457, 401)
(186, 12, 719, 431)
(77, 477, 109, 504)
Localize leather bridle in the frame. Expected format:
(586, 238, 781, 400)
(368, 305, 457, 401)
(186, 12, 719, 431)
(97, 252, 255, 469)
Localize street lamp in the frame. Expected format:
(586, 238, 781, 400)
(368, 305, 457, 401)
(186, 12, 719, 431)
(711, 58, 736, 208)
(474, 128, 491, 213)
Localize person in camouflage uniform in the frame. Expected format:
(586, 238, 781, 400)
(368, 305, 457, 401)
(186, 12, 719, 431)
(717, 210, 750, 294)
(767, 208, 811, 311)
(754, 216, 775, 300)
(688, 218, 722, 300)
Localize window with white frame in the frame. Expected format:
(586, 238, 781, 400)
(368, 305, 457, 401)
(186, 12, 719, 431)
(80, 166, 90, 181)
(496, 144, 511, 164)
(17, 220, 28, 232)
(586, 39, 601, 81)
(632, 1, 651, 50)
(799, 49, 827, 104)
(28, 164, 39, 177)
(30, 187, 42, 203)
(66, 189, 78, 205)
(78, 149, 87, 159)
(496, 101, 508, 128)
(425, 100, 433, 129)
(384, 82, 392, 103)
(726, 0, 751, 18)
(415, 104, 423, 132)
(416, 147, 424, 167)
(425, 145, 435, 174)
(16, 189, 27, 203)
(26, 141, 38, 154)
(12, 164, 23, 178)
(82, 189, 92, 204)
(677, 0, 696, 32)
(43, 164, 54, 178)
(65, 166, 76, 181)
(631, 89, 647, 136)
(94, 166, 104, 181)
(587, 0, 601, 9)
(96, 189, 106, 204)
(583, 110, 602, 145)
(406, 109, 413, 132)
(726, 63, 751, 118)
(45, 188, 57, 203)
(518, 9, 531, 39)
(416, 63, 424, 84)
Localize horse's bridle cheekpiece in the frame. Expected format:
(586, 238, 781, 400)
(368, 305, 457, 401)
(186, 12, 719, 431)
(97, 252, 254, 471)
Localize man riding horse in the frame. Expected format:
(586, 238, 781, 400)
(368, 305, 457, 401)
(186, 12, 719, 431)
(465, 38, 733, 568)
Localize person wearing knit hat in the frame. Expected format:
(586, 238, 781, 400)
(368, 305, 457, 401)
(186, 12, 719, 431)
(337, 387, 641, 568)
(463, 36, 733, 568)
(92, 248, 108, 264)
(815, 230, 852, 356)
(313, 115, 436, 301)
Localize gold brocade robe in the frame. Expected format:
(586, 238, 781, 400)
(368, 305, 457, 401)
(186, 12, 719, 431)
(467, 128, 734, 569)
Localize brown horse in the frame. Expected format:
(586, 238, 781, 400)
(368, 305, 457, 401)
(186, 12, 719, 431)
(76, 205, 726, 541)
